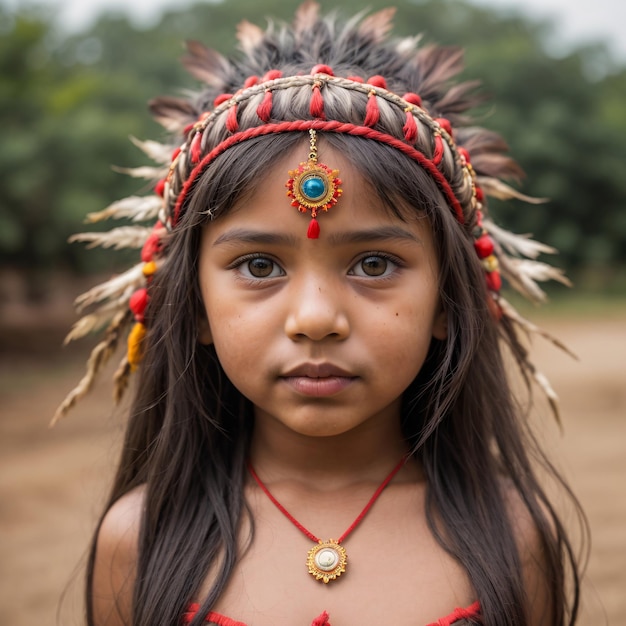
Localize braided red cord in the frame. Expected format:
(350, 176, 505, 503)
(427, 600, 482, 626)
(182, 605, 247, 625)
(173, 120, 465, 225)
(246, 458, 405, 545)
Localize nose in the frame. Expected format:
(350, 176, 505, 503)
(283, 276, 350, 342)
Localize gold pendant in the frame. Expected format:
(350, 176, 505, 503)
(307, 539, 347, 583)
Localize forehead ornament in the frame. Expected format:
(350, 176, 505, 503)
(286, 129, 343, 239)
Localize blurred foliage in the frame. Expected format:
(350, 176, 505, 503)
(1, 0, 626, 292)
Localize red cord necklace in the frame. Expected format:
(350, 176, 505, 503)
(247, 458, 405, 584)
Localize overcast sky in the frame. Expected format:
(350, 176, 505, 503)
(8, 0, 626, 62)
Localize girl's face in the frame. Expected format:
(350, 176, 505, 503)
(198, 145, 446, 440)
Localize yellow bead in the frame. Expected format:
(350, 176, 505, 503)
(143, 261, 157, 277)
(482, 254, 499, 272)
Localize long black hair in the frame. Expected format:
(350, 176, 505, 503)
(85, 7, 586, 625)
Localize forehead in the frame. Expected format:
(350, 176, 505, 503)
(201, 143, 435, 249)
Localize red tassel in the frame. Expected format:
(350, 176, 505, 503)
(347, 75, 364, 83)
(436, 117, 453, 137)
(154, 179, 166, 197)
(226, 104, 239, 133)
(364, 92, 380, 127)
(475, 185, 484, 203)
(243, 75, 259, 88)
(262, 69, 282, 82)
(311, 64, 334, 76)
(129, 288, 149, 323)
(257, 90, 273, 122)
(403, 110, 418, 143)
(141, 232, 162, 263)
(403, 92, 422, 107)
(213, 93, 232, 107)
(367, 75, 387, 89)
(486, 270, 502, 293)
(310, 84, 325, 119)
(310, 612, 331, 626)
(432, 135, 444, 165)
(190, 132, 203, 164)
(307, 218, 320, 239)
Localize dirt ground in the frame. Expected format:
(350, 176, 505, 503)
(0, 309, 624, 625)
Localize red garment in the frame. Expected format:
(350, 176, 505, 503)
(182, 601, 481, 625)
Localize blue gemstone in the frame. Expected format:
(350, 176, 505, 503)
(302, 176, 326, 201)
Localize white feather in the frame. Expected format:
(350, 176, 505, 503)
(483, 218, 555, 259)
(51, 311, 130, 426)
(64, 309, 120, 344)
(85, 196, 163, 223)
(69, 226, 152, 250)
(74, 263, 145, 312)
(129, 136, 174, 164)
(478, 176, 547, 204)
(112, 165, 168, 180)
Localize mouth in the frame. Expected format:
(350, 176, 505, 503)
(280, 363, 357, 397)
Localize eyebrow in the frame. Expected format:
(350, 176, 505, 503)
(327, 226, 421, 246)
(211, 225, 421, 248)
(212, 228, 300, 247)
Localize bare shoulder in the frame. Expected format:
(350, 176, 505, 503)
(502, 480, 555, 625)
(91, 485, 146, 626)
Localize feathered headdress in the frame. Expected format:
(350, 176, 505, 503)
(52, 2, 572, 425)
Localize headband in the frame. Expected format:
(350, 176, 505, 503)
(52, 11, 571, 425)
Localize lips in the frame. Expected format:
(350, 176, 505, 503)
(282, 362, 354, 378)
(280, 363, 357, 397)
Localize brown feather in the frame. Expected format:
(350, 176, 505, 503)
(358, 8, 396, 42)
(181, 40, 229, 87)
(293, 1, 320, 35)
(149, 96, 198, 131)
(236, 20, 264, 55)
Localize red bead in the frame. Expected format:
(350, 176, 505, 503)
(141, 233, 161, 263)
(213, 93, 232, 107)
(154, 179, 166, 197)
(474, 234, 494, 259)
(436, 118, 453, 136)
(475, 186, 484, 203)
(485, 271, 502, 293)
(311, 64, 334, 76)
(403, 92, 422, 107)
(262, 69, 282, 81)
(367, 75, 387, 89)
(129, 288, 149, 322)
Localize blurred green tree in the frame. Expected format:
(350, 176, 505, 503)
(1, 0, 625, 293)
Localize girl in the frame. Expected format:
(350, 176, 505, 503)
(55, 4, 586, 625)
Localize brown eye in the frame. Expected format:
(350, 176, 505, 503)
(248, 257, 275, 277)
(360, 256, 388, 276)
(237, 256, 284, 279)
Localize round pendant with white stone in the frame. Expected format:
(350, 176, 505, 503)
(306, 539, 347, 583)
